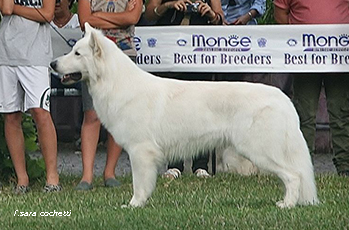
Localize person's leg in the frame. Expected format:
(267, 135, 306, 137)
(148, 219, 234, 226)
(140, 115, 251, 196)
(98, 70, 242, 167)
(192, 152, 210, 177)
(79, 109, 101, 184)
(167, 161, 185, 172)
(292, 73, 323, 155)
(103, 132, 122, 181)
(324, 73, 349, 175)
(192, 152, 209, 172)
(0, 66, 28, 187)
(30, 108, 59, 185)
(4, 112, 29, 186)
(103, 55, 135, 186)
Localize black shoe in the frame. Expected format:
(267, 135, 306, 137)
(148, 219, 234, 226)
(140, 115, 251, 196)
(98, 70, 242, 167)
(338, 170, 349, 176)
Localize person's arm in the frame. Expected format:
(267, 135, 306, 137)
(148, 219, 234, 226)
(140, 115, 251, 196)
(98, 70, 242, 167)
(250, 0, 266, 18)
(93, 0, 143, 27)
(78, 0, 142, 31)
(12, 0, 55, 22)
(230, 8, 258, 25)
(78, 0, 116, 31)
(0, 0, 14, 15)
(204, 0, 224, 24)
(144, 0, 192, 22)
(274, 5, 289, 24)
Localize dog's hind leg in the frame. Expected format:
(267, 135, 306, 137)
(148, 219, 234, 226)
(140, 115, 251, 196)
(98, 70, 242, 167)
(238, 146, 301, 208)
(250, 155, 301, 208)
(127, 143, 164, 207)
(273, 168, 301, 208)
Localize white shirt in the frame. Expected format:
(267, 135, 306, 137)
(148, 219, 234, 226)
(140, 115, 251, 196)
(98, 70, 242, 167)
(50, 14, 80, 29)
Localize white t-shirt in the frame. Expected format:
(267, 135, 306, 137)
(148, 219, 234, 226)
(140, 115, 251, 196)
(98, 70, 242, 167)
(0, 15, 53, 66)
(50, 14, 80, 29)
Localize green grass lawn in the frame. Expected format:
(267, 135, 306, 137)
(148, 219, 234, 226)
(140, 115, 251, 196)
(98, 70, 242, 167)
(0, 173, 348, 230)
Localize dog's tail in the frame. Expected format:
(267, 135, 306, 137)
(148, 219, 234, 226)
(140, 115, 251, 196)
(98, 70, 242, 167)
(289, 130, 319, 206)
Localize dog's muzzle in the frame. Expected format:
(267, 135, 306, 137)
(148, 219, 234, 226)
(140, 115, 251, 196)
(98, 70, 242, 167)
(50, 60, 83, 83)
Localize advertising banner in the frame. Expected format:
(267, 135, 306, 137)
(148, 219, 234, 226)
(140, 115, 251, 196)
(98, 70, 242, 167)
(135, 24, 349, 73)
(51, 24, 349, 73)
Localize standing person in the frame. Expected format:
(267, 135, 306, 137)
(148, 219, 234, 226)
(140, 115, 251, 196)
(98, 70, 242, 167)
(75, 0, 142, 190)
(145, 0, 224, 179)
(219, 0, 293, 98)
(50, 0, 81, 89)
(274, 0, 349, 176)
(0, 0, 61, 193)
(51, 0, 79, 29)
(145, 0, 223, 26)
(217, 0, 269, 84)
(221, 0, 265, 25)
(50, 0, 82, 147)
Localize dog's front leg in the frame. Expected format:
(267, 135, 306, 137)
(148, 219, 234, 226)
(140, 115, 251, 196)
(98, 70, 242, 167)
(128, 144, 163, 207)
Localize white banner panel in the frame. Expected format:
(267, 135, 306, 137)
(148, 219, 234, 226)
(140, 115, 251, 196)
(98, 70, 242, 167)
(134, 24, 349, 73)
(51, 24, 349, 73)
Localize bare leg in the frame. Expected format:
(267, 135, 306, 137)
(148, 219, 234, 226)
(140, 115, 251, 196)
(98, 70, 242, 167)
(79, 110, 100, 183)
(4, 112, 28, 186)
(103, 133, 122, 180)
(30, 108, 59, 185)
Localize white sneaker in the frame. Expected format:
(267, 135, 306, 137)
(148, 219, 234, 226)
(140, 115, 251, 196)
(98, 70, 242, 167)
(163, 168, 181, 179)
(194, 169, 211, 178)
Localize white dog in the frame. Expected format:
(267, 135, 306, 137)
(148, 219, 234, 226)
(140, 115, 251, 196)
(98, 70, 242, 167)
(51, 23, 319, 208)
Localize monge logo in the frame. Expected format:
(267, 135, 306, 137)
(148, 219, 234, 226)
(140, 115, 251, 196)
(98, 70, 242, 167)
(191, 34, 252, 52)
(302, 33, 349, 52)
(134, 36, 141, 51)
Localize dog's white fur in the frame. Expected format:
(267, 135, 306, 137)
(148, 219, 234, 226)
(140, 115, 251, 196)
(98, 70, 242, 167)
(216, 147, 260, 175)
(51, 23, 319, 208)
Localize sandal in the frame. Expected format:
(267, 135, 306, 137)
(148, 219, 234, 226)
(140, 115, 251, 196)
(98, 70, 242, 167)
(43, 184, 63, 193)
(14, 185, 30, 194)
(163, 168, 181, 179)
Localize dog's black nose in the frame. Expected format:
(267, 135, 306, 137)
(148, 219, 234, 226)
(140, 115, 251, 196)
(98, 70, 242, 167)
(50, 60, 57, 70)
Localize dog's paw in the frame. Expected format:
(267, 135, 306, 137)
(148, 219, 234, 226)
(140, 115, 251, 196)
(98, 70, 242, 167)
(129, 197, 146, 207)
(121, 204, 138, 209)
(276, 200, 295, 209)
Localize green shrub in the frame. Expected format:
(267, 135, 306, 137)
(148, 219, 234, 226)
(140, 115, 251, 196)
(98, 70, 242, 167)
(258, 0, 276, 25)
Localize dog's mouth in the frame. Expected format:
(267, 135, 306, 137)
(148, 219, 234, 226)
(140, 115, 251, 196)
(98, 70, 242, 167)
(61, 72, 82, 84)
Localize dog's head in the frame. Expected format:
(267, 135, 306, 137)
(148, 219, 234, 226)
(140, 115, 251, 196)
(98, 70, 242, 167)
(50, 23, 107, 84)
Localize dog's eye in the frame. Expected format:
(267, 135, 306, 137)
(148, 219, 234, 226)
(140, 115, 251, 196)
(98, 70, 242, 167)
(75, 51, 80, 56)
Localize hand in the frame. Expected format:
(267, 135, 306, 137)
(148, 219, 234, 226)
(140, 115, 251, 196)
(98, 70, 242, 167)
(196, 1, 215, 19)
(230, 13, 250, 25)
(127, 0, 136, 11)
(171, 0, 192, 12)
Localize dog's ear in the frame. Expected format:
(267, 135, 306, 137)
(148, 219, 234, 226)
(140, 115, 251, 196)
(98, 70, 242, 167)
(84, 22, 93, 35)
(89, 31, 103, 58)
